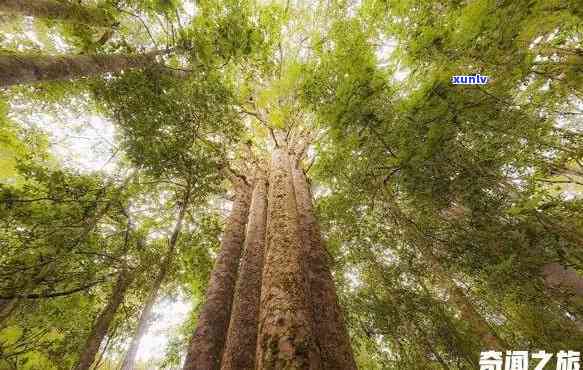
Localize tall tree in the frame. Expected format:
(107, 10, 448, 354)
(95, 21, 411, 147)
(120, 184, 192, 370)
(2, 0, 583, 368)
(0, 52, 161, 87)
(183, 177, 251, 370)
(424, 249, 505, 350)
(256, 146, 322, 369)
(221, 171, 268, 370)
(292, 162, 357, 369)
(0, 0, 115, 27)
(73, 268, 133, 370)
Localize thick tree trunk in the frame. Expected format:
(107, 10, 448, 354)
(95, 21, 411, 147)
(183, 181, 251, 370)
(121, 187, 191, 370)
(256, 148, 322, 369)
(221, 174, 268, 370)
(0, 0, 114, 26)
(0, 52, 156, 87)
(74, 269, 132, 370)
(291, 165, 357, 369)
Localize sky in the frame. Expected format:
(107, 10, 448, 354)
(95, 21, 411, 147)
(136, 298, 192, 363)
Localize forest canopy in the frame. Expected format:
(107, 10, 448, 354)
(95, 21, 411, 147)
(0, 0, 582, 369)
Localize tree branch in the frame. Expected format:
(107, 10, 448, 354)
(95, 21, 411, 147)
(0, 279, 106, 300)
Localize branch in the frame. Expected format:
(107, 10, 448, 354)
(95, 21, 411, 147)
(269, 127, 280, 148)
(219, 163, 250, 187)
(116, 7, 159, 50)
(0, 280, 106, 300)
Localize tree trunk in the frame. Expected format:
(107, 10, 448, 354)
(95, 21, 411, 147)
(291, 165, 357, 370)
(0, 52, 156, 87)
(447, 282, 505, 349)
(256, 147, 322, 369)
(121, 187, 191, 370)
(410, 321, 450, 370)
(0, 0, 114, 26)
(221, 173, 268, 370)
(425, 251, 506, 350)
(0, 298, 18, 328)
(543, 262, 583, 297)
(183, 181, 251, 370)
(74, 269, 132, 370)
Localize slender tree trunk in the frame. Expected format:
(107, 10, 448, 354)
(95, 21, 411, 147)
(74, 269, 132, 370)
(410, 322, 450, 370)
(256, 147, 322, 369)
(446, 282, 505, 349)
(221, 173, 268, 370)
(121, 187, 191, 370)
(0, 298, 18, 328)
(291, 165, 357, 369)
(183, 180, 251, 370)
(0, 52, 156, 87)
(425, 251, 505, 350)
(93, 323, 118, 370)
(0, 0, 114, 26)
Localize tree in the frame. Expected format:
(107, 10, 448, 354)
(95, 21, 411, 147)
(221, 171, 267, 370)
(292, 163, 357, 369)
(74, 268, 133, 370)
(1, 0, 583, 368)
(120, 184, 192, 370)
(255, 144, 322, 369)
(0, 0, 116, 27)
(0, 52, 161, 87)
(183, 177, 251, 370)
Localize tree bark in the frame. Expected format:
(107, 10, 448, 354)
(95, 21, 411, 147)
(183, 181, 251, 370)
(221, 174, 268, 370)
(291, 165, 357, 369)
(0, 52, 156, 87)
(256, 148, 322, 369)
(0, 0, 114, 26)
(121, 187, 191, 370)
(74, 269, 132, 370)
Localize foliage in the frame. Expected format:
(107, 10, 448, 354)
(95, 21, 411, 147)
(0, 0, 582, 369)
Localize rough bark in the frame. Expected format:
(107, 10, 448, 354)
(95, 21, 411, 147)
(256, 148, 322, 370)
(74, 269, 132, 370)
(221, 174, 268, 370)
(0, 52, 156, 87)
(121, 187, 191, 370)
(0, 0, 115, 26)
(183, 181, 251, 370)
(291, 165, 357, 370)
